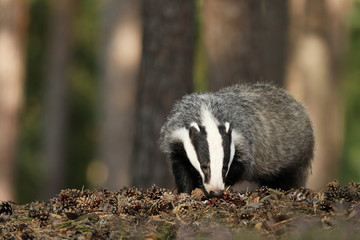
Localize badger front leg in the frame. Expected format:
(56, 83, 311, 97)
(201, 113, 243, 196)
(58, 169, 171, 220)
(171, 159, 200, 194)
(169, 143, 201, 194)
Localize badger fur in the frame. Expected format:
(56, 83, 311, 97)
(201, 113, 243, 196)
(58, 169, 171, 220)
(160, 84, 314, 197)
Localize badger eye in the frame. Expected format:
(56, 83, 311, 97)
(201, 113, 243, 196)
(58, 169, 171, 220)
(201, 165, 209, 173)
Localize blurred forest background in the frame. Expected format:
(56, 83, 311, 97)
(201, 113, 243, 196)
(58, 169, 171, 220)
(0, 0, 359, 204)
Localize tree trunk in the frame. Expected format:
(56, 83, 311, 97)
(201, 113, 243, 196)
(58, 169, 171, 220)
(41, 0, 75, 200)
(285, 0, 349, 189)
(203, 0, 288, 90)
(98, 0, 142, 190)
(132, 1, 195, 188)
(0, 0, 27, 201)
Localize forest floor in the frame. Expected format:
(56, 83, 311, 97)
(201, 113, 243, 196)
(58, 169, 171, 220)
(1, 181, 360, 239)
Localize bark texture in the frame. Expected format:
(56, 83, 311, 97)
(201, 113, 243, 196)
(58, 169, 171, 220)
(132, 0, 195, 188)
(285, 0, 349, 189)
(0, 0, 27, 201)
(41, 0, 75, 199)
(203, 0, 288, 90)
(99, 0, 142, 189)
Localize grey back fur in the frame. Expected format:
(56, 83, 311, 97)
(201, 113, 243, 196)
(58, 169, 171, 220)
(160, 83, 314, 187)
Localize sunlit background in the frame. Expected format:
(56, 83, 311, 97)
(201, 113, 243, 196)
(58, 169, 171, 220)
(0, 0, 359, 204)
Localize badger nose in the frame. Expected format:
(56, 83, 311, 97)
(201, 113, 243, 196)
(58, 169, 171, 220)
(210, 190, 223, 197)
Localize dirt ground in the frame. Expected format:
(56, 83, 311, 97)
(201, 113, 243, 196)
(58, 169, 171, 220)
(1, 180, 360, 239)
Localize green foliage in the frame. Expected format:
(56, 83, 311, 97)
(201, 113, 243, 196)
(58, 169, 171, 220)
(65, 0, 100, 190)
(341, 0, 360, 183)
(17, 0, 49, 203)
(17, 0, 100, 203)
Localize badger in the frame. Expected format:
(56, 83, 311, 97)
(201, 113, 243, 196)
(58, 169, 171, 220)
(160, 84, 314, 197)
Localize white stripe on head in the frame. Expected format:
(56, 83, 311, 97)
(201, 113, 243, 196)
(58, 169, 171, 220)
(228, 130, 242, 175)
(225, 122, 230, 133)
(171, 128, 205, 181)
(201, 107, 225, 192)
(227, 131, 236, 175)
(190, 122, 200, 132)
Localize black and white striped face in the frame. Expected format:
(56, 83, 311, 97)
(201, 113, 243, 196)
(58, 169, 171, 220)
(172, 108, 236, 197)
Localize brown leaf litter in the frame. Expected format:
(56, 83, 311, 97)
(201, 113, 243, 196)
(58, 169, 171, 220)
(1, 180, 360, 239)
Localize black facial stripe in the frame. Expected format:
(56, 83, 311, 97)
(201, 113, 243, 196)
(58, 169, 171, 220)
(189, 125, 210, 183)
(218, 125, 232, 180)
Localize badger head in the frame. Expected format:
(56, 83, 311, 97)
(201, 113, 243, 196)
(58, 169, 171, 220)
(172, 109, 236, 197)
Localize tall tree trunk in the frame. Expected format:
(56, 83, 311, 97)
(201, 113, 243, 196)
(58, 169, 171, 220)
(41, 0, 75, 200)
(132, 1, 195, 188)
(203, 0, 288, 90)
(285, 0, 349, 189)
(0, 0, 27, 201)
(98, 0, 142, 190)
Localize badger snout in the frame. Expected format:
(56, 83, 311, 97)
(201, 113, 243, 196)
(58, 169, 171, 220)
(209, 190, 223, 197)
(204, 182, 225, 197)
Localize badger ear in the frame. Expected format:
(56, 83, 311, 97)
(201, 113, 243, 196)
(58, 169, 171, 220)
(225, 122, 231, 133)
(189, 122, 200, 137)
